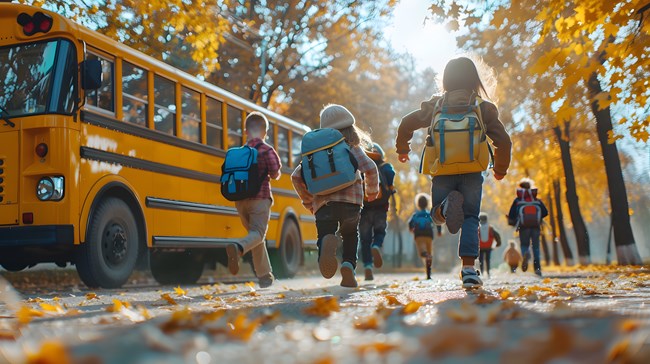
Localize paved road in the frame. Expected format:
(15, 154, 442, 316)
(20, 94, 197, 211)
(1, 266, 649, 363)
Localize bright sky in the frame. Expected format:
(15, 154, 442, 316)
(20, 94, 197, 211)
(384, 0, 461, 74)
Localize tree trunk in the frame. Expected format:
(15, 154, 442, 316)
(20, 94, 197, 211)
(587, 72, 642, 265)
(547, 194, 561, 266)
(540, 228, 551, 266)
(552, 123, 591, 264)
(553, 179, 574, 265)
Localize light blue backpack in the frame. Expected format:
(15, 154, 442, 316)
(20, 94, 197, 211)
(300, 128, 358, 195)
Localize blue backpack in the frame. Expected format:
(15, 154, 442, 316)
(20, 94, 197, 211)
(410, 210, 434, 237)
(220, 143, 265, 201)
(300, 128, 358, 195)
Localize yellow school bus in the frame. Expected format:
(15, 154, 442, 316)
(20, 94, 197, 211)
(0, 3, 317, 288)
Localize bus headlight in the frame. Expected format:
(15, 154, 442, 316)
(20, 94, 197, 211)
(36, 176, 64, 201)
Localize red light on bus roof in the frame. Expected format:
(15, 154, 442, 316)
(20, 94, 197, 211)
(35, 143, 48, 158)
(17, 12, 53, 36)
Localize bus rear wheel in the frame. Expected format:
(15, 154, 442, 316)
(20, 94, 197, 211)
(269, 220, 302, 278)
(76, 198, 139, 289)
(150, 250, 204, 285)
(1, 262, 28, 272)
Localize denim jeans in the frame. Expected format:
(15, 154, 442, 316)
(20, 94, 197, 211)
(359, 207, 388, 266)
(519, 227, 541, 270)
(431, 172, 484, 258)
(315, 202, 361, 268)
(479, 248, 492, 274)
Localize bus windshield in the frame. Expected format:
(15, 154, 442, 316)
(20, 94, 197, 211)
(0, 39, 77, 118)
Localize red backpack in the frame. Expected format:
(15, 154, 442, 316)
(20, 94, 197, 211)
(516, 188, 542, 228)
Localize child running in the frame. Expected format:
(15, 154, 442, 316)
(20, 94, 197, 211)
(291, 104, 379, 288)
(408, 193, 436, 280)
(225, 112, 281, 288)
(477, 212, 502, 278)
(395, 57, 512, 288)
(359, 143, 396, 281)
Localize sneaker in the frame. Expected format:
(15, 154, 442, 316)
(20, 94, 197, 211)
(443, 191, 464, 234)
(258, 272, 274, 288)
(364, 266, 374, 281)
(534, 269, 543, 277)
(226, 243, 242, 275)
(460, 267, 483, 289)
(340, 262, 358, 288)
(319, 234, 339, 279)
(371, 245, 383, 268)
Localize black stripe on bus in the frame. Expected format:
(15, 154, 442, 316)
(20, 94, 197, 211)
(145, 197, 238, 215)
(80, 147, 220, 183)
(152, 236, 235, 248)
(272, 187, 299, 198)
(80, 110, 226, 158)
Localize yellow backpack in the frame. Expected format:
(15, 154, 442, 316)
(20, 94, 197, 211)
(419, 94, 492, 176)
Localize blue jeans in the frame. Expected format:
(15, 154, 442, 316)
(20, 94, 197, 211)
(315, 202, 361, 268)
(431, 173, 484, 258)
(359, 207, 388, 266)
(519, 227, 541, 270)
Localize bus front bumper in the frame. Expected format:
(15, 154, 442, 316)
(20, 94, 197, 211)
(0, 225, 74, 247)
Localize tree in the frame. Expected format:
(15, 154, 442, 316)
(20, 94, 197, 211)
(428, 0, 646, 264)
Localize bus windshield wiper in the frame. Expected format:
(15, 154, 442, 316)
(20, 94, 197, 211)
(0, 105, 16, 128)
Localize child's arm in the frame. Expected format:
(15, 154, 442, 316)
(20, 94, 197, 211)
(395, 98, 438, 159)
(351, 146, 379, 200)
(384, 163, 396, 192)
(266, 147, 282, 180)
(482, 103, 512, 178)
(290, 165, 313, 213)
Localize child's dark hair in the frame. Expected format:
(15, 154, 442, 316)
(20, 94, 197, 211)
(442, 57, 488, 97)
(518, 178, 533, 189)
(416, 193, 430, 210)
(245, 111, 268, 132)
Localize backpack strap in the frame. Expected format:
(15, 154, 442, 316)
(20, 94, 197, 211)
(438, 118, 446, 163)
(253, 142, 269, 178)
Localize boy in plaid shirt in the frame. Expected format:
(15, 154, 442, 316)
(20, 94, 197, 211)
(226, 112, 281, 288)
(292, 104, 379, 288)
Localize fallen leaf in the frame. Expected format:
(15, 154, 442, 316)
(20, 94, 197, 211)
(277, 293, 286, 299)
(85, 293, 99, 300)
(357, 342, 398, 355)
(40, 303, 65, 314)
(402, 301, 423, 315)
(160, 293, 178, 306)
(174, 286, 186, 297)
(227, 313, 261, 341)
(303, 297, 340, 317)
(383, 294, 402, 306)
(474, 293, 499, 305)
(16, 305, 44, 325)
(26, 341, 71, 364)
(354, 315, 382, 330)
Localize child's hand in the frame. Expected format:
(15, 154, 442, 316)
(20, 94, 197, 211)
(366, 192, 380, 202)
(398, 153, 410, 163)
(494, 172, 505, 181)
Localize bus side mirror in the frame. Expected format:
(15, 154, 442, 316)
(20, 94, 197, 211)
(80, 59, 102, 90)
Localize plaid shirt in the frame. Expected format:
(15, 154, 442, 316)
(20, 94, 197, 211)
(247, 138, 282, 200)
(291, 145, 379, 213)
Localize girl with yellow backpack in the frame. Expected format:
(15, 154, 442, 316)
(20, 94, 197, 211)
(395, 57, 512, 289)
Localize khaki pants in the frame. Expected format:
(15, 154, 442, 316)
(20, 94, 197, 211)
(235, 199, 273, 278)
(415, 236, 433, 258)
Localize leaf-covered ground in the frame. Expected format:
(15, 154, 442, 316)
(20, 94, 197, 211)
(1, 265, 649, 363)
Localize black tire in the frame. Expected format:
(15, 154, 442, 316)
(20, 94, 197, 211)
(150, 250, 204, 285)
(269, 220, 302, 278)
(76, 198, 139, 289)
(1, 262, 28, 272)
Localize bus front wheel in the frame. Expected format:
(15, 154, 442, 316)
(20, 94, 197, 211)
(150, 250, 204, 285)
(76, 197, 139, 289)
(269, 220, 302, 278)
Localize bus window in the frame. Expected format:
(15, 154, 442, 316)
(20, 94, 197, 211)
(153, 75, 176, 135)
(181, 87, 200, 143)
(121, 62, 147, 127)
(206, 97, 223, 149)
(85, 54, 114, 112)
(277, 127, 290, 167)
(292, 132, 303, 167)
(227, 105, 242, 147)
(265, 122, 276, 147)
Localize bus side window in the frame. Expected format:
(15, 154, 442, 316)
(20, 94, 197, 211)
(121, 62, 147, 127)
(85, 54, 114, 112)
(153, 75, 176, 135)
(292, 132, 303, 167)
(227, 105, 242, 147)
(277, 127, 290, 167)
(206, 97, 223, 149)
(181, 87, 201, 143)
